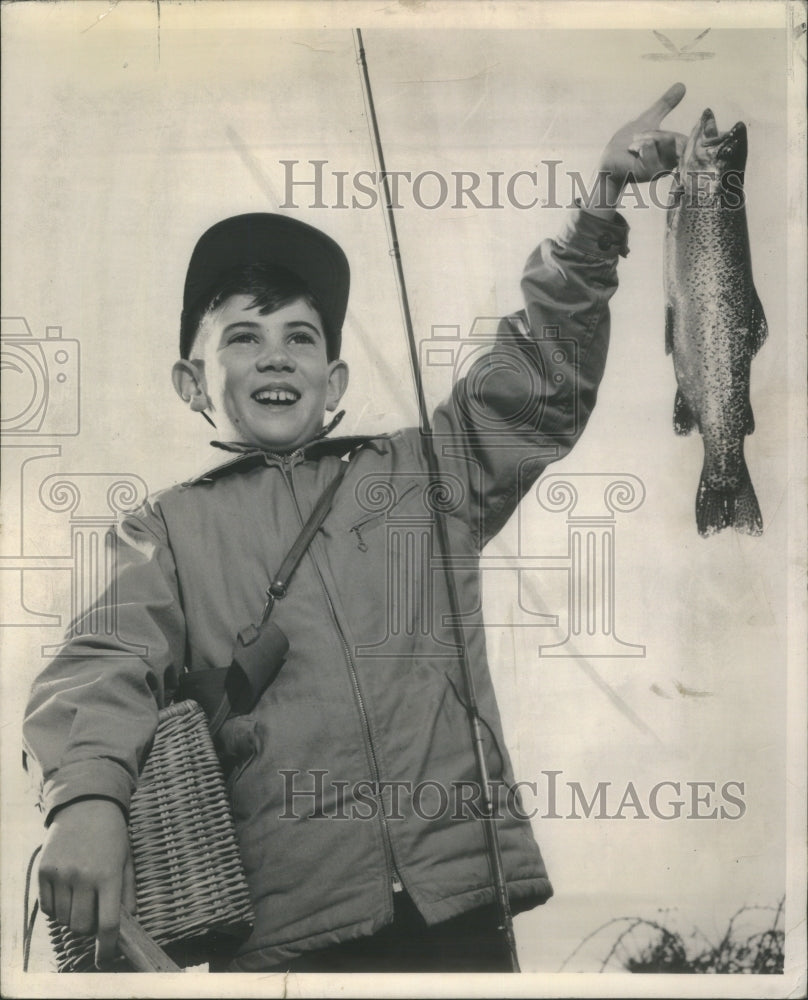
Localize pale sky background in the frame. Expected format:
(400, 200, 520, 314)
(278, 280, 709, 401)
(1, 2, 805, 997)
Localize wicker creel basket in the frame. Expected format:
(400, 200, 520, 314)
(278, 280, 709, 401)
(47, 699, 254, 972)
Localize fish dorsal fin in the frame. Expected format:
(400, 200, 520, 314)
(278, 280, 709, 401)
(748, 288, 768, 356)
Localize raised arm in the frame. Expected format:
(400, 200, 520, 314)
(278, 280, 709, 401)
(426, 85, 687, 546)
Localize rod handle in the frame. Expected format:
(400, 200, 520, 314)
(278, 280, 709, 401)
(117, 908, 181, 972)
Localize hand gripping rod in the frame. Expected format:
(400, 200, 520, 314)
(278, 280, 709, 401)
(353, 29, 520, 973)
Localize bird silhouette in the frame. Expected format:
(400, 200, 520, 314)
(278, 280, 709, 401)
(643, 29, 714, 61)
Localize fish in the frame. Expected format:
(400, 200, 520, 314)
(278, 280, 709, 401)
(664, 108, 768, 537)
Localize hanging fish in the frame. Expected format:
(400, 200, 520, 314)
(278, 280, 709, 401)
(664, 108, 767, 536)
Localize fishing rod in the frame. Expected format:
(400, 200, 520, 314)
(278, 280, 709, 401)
(353, 29, 521, 973)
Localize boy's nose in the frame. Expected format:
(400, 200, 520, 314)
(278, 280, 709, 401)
(256, 342, 295, 371)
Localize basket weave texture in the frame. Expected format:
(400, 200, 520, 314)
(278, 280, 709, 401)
(48, 699, 254, 971)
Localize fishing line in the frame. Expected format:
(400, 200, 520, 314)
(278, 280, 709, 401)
(352, 29, 520, 972)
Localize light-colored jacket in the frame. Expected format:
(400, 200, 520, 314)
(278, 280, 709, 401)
(23, 209, 628, 969)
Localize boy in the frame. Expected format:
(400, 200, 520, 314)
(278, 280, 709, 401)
(23, 85, 686, 973)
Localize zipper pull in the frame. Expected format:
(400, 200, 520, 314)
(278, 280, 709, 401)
(351, 525, 368, 552)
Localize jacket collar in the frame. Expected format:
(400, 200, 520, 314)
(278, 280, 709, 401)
(181, 431, 382, 487)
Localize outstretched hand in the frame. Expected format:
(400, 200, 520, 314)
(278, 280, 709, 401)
(584, 83, 688, 212)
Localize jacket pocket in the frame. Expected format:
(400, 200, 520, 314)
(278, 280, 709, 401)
(349, 480, 421, 551)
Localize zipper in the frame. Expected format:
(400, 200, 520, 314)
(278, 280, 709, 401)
(266, 447, 304, 467)
(287, 461, 404, 897)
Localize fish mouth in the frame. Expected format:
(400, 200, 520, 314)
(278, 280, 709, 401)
(713, 120, 748, 169)
(681, 109, 747, 172)
(699, 108, 743, 151)
(700, 108, 720, 143)
(251, 385, 301, 407)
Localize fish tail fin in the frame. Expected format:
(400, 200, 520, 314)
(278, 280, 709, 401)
(674, 389, 696, 435)
(696, 462, 763, 537)
(733, 463, 764, 536)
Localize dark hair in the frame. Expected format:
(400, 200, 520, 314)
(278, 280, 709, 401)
(180, 263, 336, 360)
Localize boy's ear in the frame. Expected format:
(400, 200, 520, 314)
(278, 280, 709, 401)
(172, 359, 210, 413)
(325, 359, 350, 412)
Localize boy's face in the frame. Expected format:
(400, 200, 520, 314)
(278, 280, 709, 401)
(176, 294, 349, 453)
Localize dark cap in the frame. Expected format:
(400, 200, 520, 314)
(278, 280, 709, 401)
(180, 213, 350, 359)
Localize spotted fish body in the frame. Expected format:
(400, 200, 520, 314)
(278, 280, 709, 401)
(664, 108, 767, 536)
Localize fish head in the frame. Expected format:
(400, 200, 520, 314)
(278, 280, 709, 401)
(675, 110, 748, 203)
(680, 109, 748, 173)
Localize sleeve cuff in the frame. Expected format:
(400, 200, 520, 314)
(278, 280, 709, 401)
(42, 759, 134, 826)
(560, 204, 630, 259)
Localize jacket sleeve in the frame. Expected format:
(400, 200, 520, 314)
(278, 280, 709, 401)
(22, 501, 186, 824)
(425, 207, 630, 547)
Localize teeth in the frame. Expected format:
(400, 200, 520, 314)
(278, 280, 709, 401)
(254, 389, 299, 403)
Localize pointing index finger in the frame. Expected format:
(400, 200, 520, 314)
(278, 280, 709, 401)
(636, 82, 687, 128)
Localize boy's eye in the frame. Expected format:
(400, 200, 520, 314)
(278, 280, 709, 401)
(289, 331, 316, 345)
(227, 331, 258, 345)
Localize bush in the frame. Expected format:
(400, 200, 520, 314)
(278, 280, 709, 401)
(563, 898, 785, 974)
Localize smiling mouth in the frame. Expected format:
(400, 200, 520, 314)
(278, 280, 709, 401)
(252, 388, 301, 406)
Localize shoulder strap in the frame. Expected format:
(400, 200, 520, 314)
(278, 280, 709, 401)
(206, 461, 348, 734)
(262, 461, 347, 618)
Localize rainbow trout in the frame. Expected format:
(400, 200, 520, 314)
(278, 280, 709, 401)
(664, 108, 767, 536)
